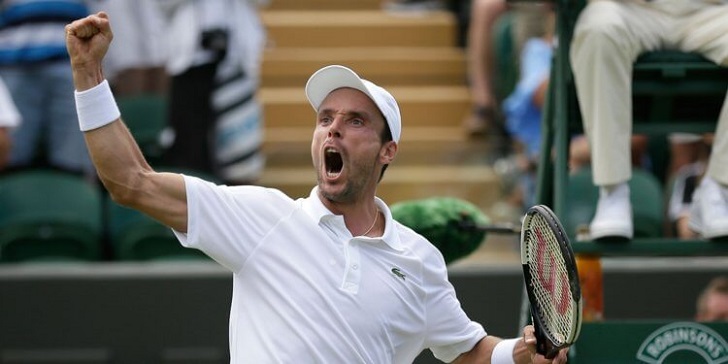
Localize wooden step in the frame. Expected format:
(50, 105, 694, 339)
(258, 86, 471, 128)
(257, 165, 502, 211)
(265, 0, 381, 10)
(261, 47, 466, 87)
(261, 10, 457, 48)
(262, 126, 491, 167)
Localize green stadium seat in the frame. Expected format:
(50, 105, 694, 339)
(0, 170, 103, 262)
(492, 11, 519, 103)
(564, 168, 664, 240)
(105, 197, 207, 261)
(117, 93, 168, 165)
(105, 167, 218, 261)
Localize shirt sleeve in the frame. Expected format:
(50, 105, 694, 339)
(172, 175, 294, 272)
(422, 248, 487, 362)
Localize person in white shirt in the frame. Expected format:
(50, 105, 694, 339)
(65, 12, 566, 363)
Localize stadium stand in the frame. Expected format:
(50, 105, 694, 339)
(105, 196, 207, 261)
(0, 169, 102, 262)
(116, 93, 168, 166)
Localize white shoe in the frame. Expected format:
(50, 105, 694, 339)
(589, 183, 633, 240)
(688, 177, 728, 239)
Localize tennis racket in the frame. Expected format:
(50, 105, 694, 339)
(520, 205, 582, 359)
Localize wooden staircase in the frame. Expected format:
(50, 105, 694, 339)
(258, 0, 502, 212)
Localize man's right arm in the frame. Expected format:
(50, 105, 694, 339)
(453, 326, 568, 364)
(66, 12, 188, 233)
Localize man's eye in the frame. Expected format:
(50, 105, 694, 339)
(351, 119, 364, 126)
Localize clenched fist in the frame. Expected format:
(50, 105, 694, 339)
(65, 12, 113, 91)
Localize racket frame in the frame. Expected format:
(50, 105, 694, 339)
(520, 205, 583, 359)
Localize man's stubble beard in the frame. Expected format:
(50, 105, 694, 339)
(316, 156, 377, 205)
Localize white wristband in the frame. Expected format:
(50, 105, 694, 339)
(74, 79, 121, 132)
(492, 338, 519, 364)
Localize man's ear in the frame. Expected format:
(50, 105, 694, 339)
(380, 141, 398, 164)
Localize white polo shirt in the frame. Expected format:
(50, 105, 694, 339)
(173, 175, 486, 363)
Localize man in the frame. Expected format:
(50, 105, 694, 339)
(696, 276, 728, 322)
(65, 12, 565, 363)
(570, 0, 728, 240)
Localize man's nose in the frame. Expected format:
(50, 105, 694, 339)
(328, 117, 343, 138)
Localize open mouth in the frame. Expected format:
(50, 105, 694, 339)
(325, 147, 343, 178)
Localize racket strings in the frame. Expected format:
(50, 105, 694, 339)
(525, 215, 578, 344)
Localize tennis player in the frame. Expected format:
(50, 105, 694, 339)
(66, 12, 566, 364)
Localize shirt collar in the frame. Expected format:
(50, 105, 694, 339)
(301, 187, 404, 251)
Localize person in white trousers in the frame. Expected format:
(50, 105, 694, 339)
(570, 0, 728, 240)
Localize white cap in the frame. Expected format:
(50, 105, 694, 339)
(305, 65, 401, 143)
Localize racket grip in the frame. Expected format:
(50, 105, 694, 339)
(531, 307, 559, 359)
(544, 346, 561, 360)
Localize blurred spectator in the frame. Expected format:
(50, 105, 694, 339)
(502, 21, 553, 161)
(89, 0, 168, 97)
(570, 0, 728, 240)
(666, 134, 712, 239)
(0, 76, 21, 170)
(695, 276, 728, 322)
(158, 0, 267, 185)
(461, 0, 508, 138)
(490, 8, 560, 215)
(568, 134, 651, 176)
(462, 1, 550, 140)
(497, 25, 553, 212)
(0, 0, 93, 177)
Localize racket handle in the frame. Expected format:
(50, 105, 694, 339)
(531, 308, 560, 359)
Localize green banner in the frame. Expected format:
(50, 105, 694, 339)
(570, 321, 728, 363)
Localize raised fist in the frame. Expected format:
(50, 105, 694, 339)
(65, 12, 113, 74)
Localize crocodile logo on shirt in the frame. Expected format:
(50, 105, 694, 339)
(391, 267, 406, 281)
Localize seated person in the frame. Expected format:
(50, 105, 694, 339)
(695, 276, 728, 322)
(666, 134, 712, 239)
(569, 0, 728, 240)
